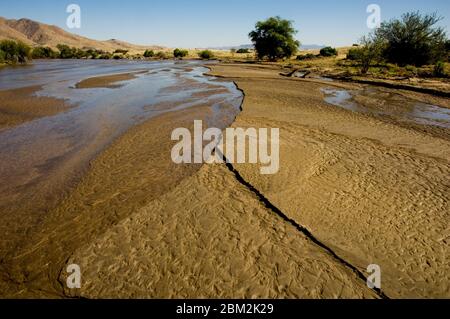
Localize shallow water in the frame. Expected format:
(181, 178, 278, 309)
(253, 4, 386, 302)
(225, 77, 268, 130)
(321, 87, 450, 128)
(0, 60, 243, 217)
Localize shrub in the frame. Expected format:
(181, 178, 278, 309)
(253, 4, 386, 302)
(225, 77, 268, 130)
(74, 48, 88, 59)
(198, 50, 214, 59)
(296, 53, 316, 60)
(143, 50, 155, 58)
(173, 48, 188, 58)
(249, 16, 300, 61)
(57, 44, 77, 59)
(99, 53, 112, 59)
(405, 65, 418, 76)
(32, 46, 57, 59)
(0, 40, 32, 63)
(320, 47, 338, 57)
(236, 48, 250, 54)
(351, 35, 385, 74)
(0, 49, 5, 63)
(433, 61, 447, 77)
(375, 12, 447, 66)
(347, 48, 361, 61)
(85, 49, 101, 59)
(113, 55, 122, 60)
(114, 49, 128, 54)
(155, 51, 167, 59)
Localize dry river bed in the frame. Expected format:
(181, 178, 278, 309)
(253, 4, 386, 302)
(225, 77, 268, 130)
(0, 62, 448, 298)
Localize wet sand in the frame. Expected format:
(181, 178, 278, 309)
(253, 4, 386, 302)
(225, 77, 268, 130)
(0, 86, 70, 130)
(0, 61, 242, 297)
(1, 62, 448, 299)
(61, 63, 449, 299)
(75, 71, 145, 89)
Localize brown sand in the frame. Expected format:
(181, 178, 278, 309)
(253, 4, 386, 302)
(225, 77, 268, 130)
(0, 104, 209, 297)
(1, 63, 448, 299)
(0, 85, 70, 130)
(207, 64, 450, 298)
(61, 164, 377, 299)
(75, 72, 144, 89)
(59, 63, 448, 299)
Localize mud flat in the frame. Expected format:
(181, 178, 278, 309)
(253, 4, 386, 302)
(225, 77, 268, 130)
(0, 61, 242, 297)
(63, 63, 449, 299)
(0, 85, 70, 130)
(75, 71, 145, 89)
(1, 61, 448, 299)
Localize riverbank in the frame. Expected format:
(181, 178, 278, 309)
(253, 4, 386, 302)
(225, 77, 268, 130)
(58, 63, 449, 298)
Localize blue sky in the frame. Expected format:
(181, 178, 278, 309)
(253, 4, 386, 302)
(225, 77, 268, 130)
(1, 0, 449, 48)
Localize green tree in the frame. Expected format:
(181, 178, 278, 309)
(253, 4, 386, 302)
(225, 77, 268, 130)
(32, 46, 57, 59)
(173, 48, 188, 58)
(249, 16, 300, 61)
(0, 40, 32, 63)
(198, 50, 214, 59)
(349, 35, 385, 74)
(375, 12, 448, 66)
(143, 50, 155, 58)
(57, 44, 77, 59)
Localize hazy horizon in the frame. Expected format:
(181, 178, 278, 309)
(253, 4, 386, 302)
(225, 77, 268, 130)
(1, 0, 449, 48)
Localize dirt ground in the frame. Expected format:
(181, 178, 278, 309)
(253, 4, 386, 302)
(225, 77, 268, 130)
(1, 63, 448, 299)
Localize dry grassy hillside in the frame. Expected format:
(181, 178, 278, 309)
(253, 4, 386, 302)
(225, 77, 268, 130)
(0, 17, 164, 53)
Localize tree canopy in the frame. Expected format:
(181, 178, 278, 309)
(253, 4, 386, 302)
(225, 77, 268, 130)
(249, 16, 300, 61)
(375, 12, 447, 66)
(0, 40, 32, 64)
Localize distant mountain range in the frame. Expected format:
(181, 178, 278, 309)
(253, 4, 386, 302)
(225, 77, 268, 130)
(207, 44, 327, 51)
(0, 17, 164, 52)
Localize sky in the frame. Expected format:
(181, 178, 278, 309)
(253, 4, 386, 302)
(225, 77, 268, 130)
(1, 0, 449, 48)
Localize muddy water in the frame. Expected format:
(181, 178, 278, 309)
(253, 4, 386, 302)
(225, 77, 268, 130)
(0, 60, 243, 296)
(0, 60, 242, 215)
(321, 87, 450, 129)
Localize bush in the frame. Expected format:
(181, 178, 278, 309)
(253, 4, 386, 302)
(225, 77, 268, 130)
(113, 55, 122, 60)
(347, 48, 361, 61)
(375, 12, 447, 66)
(173, 48, 188, 58)
(114, 49, 128, 54)
(0, 40, 32, 63)
(320, 47, 338, 57)
(32, 46, 57, 59)
(143, 50, 155, 58)
(198, 50, 214, 59)
(296, 53, 316, 60)
(75, 48, 88, 59)
(236, 48, 250, 54)
(155, 51, 167, 59)
(433, 61, 447, 77)
(0, 49, 5, 63)
(351, 35, 385, 74)
(85, 49, 101, 59)
(57, 44, 77, 59)
(249, 16, 300, 61)
(99, 53, 112, 59)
